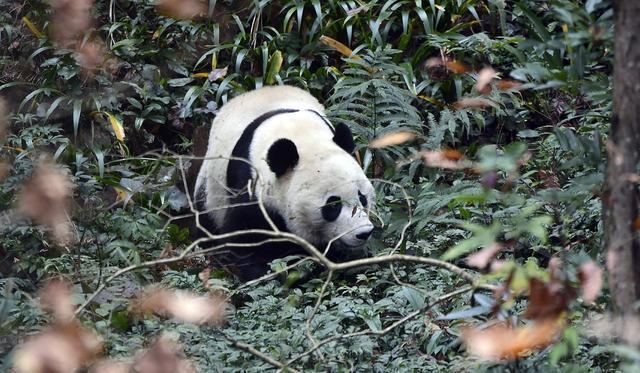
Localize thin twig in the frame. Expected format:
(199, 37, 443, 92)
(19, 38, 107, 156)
(223, 333, 301, 373)
(304, 270, 333, 362)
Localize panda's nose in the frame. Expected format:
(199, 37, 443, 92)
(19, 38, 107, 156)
(356, 228, 373, 240)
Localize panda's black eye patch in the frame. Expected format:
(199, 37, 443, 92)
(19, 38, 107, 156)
(358, 191, 368, 207)
(322, 196, 342, 222)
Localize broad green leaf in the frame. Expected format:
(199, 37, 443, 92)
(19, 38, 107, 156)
(265, 51, 282, 85)
(441, 222, 501, 261)
(402, 286, 425, 310)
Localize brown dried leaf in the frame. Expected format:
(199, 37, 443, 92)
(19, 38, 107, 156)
(490, 260, 508, 272)
(425, 57, 471, 74)
(548, 257, 562, 278)
(0, 161, 9, 182)
(417, 150, 465, 169)
(442, 149, 464, 161)
(133, 334, 196, 373)
(40, 279, 75, 322)
(589, 25, 606, 38)
(50, 0, 94, 48)
(524, 277, 574, 320)
(13, 322, 102, 373)
(17, 162, 74, 245)
(369, 131, 417, 148)
(208, 66, 228, 81)
(466, 242, 503, 269)
(452, 98, 496, 110)
(132, 288, 226, 325)
(198, 268, 211, 288)
(156, 0, 207, 20)
(634, 217, 640, 230)
(496, 79, 524, 91)
(517, 151, 532, 166)
(76, 41, 107, 75)
(578, 259, 603, 304)
(476, 67, 497, 95)
(538, 170, 560, 188)
(462, 319, 563, 360)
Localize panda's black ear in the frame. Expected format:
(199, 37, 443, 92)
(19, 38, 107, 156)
(333, 122, 356, 154)
(267, 138, 299, 177)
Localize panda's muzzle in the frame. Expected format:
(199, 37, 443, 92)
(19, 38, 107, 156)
(341, 222, 374, 247)
(355, 228, 373, 241)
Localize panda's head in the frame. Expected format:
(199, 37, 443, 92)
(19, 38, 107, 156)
(264, 137, 375, 251)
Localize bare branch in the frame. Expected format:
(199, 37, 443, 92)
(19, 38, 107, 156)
(222, 333, 301, 373)
(304, 271, 333, 362)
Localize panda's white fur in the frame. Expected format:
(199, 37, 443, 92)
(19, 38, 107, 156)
(194, 85, 374, 280)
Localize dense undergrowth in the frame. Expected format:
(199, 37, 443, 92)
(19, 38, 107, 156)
(0, 0, 623, 371)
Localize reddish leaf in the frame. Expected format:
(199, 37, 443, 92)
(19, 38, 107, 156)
(17, 162, 74, 245)
(76, 41, 113, 76)
(578, 260, 603, 304)
(466, 242, 503, 269)
(426, 57, 471, 74)
(476, 67, 497, 95)
(131, 287, 227, 325)
(369, 131, 417, 148)
(462, 319, 563, 360)
(524, 277, 574, 320)
(496, 79, 524, 91)
(442, 149, 464, 161)
(156, 0, 207, 20)
(50, 0, 94, 47)
(538, 170, 560, 188)
(133, 334, 197, 373)
(452, 98, 496, 110)
(0, 162, 7, 181)
(198, 268, 211, 288)
(13, 322, 102, 373)
(416, 150, 466, 169)
(39, 279, 75, 322)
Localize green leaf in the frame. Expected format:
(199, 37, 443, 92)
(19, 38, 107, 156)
(438, 305, 491, 320)
(441, 222, 501, 261)
(362, 313, 382, 332)
(72, 99, 82, 139)
(402, 287, 425, 310)
(515, 2, 550, 41)
(168, 78, 194, 87)
(517, 129, 541, 138)
(265, 51, 282, 85)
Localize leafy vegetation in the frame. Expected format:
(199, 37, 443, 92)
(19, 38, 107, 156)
(0, 0, 625, 371)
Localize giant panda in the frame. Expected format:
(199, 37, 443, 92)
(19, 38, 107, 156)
(194, 85, 375, 281)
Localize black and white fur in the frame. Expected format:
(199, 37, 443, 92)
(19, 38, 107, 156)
(194, 86, 374, 280)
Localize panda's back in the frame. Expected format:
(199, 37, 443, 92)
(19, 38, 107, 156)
(196, 86, 327, 228)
